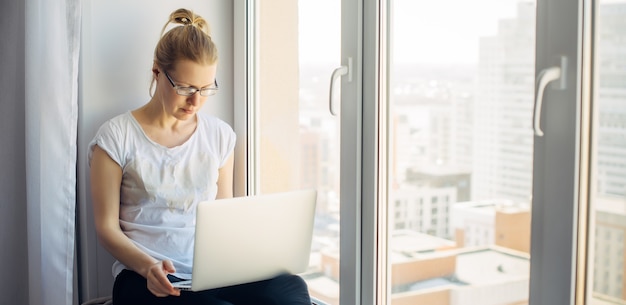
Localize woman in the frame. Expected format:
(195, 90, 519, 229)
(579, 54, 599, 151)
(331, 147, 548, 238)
(89, 8, 311, 305)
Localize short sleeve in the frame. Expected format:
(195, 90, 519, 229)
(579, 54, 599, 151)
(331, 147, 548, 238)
(218, 121, 236, 168)
(87, 116, 125, 168)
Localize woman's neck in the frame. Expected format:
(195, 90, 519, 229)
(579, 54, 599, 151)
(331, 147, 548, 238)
(131, 99, 198, 148)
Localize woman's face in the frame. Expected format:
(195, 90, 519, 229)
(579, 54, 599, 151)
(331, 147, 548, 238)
(156, 59, 217, 120)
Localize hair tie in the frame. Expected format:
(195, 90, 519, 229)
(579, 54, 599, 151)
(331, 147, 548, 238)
(176, 17, 191, 25)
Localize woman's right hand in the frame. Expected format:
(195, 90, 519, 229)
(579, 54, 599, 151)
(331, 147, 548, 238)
(145, 260, 181, 297)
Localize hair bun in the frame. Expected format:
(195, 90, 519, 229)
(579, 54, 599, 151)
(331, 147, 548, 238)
(161, 8, 211, 37)
(175, 16, 191, 25)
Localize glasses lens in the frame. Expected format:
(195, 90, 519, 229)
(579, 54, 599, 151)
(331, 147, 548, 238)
(199, 88, 218, 96)
(176, 87, 197, 96)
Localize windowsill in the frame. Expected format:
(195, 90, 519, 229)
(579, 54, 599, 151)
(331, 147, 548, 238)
(311, 296, 328, 305)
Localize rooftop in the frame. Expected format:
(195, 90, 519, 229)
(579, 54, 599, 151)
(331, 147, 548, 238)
(393, 246, 530, 293)
(389, 230, 456, 263)
(595, 195, 626, 216)
(453, 200, 530, 214)
(394, 277, 466, 294)
(455, 247, 530, 285)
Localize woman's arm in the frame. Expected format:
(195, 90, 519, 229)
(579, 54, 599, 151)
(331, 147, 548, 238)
(90, 145, 180, 297)
(215, 152, 234, 199)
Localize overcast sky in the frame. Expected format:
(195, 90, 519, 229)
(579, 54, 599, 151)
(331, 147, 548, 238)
(298, 0, 522, 65)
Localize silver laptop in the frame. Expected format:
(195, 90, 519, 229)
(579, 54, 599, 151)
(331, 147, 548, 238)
(171, 189, 317, 291)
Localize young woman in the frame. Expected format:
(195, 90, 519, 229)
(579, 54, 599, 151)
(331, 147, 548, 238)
(89, 8, 311, 305)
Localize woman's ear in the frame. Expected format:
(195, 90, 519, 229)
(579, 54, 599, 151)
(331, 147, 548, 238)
(152, 62, 160, 77)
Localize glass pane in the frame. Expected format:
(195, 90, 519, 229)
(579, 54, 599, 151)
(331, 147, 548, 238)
(387, 1, 535, 304)
(589, 1, 626, 304)
(254, 1, 340, 304)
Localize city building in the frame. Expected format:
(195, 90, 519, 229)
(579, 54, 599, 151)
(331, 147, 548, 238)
(593, 196, 626, 300)
(450, 200, 530, 253)
(596, 2, 626, 198)
(472, 1, 536, 204)
(305, 231, 530, 305)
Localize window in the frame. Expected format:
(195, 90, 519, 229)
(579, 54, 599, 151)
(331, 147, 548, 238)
(385, 1, 535, 303)
(242, 0, 603, 303)
(587, 1, 626, 303)
(244, 1, 343, 304)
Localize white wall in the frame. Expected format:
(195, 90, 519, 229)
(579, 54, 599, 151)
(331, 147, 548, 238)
(77, 1, 234, 300)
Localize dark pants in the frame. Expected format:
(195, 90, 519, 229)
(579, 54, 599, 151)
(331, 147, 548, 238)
(112, 269, 312, 305)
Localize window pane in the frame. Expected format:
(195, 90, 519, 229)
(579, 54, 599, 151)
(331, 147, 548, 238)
(387, 1, 535, 304)
(254, 1, 340, 304)
(590, 1, 626, 304)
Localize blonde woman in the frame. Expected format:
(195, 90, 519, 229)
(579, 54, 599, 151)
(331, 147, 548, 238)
(89, 8, 311, 305)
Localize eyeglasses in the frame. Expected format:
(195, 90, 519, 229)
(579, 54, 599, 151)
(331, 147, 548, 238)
(163, 70, 219, 97)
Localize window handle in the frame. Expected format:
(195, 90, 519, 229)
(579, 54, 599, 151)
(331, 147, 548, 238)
(534, 56, 567, 137)
(329, 57, 352, 116)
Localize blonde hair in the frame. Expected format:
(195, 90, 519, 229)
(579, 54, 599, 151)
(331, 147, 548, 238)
(150, 8, 217, 94)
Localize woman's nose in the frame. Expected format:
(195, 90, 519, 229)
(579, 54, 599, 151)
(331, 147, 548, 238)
(187, 92, 201, 105)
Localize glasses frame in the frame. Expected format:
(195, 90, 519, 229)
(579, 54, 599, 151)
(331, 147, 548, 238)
(163, 70, 219, 97)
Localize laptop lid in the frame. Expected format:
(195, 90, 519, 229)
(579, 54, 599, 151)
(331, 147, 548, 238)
(187, 189, 317, 291)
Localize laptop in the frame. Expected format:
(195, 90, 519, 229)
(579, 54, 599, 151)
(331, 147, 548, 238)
(171, 189, 317, 291)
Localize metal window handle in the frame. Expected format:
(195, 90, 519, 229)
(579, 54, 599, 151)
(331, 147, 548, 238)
(329, 57, 352, 116)
(534, 56, 567, 137)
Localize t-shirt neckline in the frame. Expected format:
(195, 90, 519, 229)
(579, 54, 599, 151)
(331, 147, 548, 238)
(126, 111, 199, 151)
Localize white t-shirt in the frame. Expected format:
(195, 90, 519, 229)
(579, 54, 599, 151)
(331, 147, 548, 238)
(88, 111, 236, 279)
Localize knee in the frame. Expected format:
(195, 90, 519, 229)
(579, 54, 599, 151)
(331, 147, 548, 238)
(276, 274, 308, 289)
(268, 273, 310, 303)
(274, 273, 308, 291)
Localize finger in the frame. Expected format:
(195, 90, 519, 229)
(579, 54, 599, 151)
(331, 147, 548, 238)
(158, 260, 180, 296)
(147, 264, 180, 297)
(147, 275, 169, 297)
(148, 277, 179, 297)
(161, 259, 177, 274)
(154, 264, 180, 296)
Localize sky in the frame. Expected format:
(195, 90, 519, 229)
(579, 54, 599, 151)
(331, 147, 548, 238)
(391, 0, 521, 64)
(298, 0, 523, 65)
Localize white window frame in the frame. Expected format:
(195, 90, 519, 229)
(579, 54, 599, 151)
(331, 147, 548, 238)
(234, 0, 595, 304)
